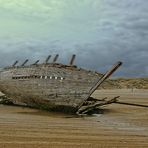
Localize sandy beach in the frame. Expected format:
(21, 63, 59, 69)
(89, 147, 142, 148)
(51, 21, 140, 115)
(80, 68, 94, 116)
(0, 89, 148, 148)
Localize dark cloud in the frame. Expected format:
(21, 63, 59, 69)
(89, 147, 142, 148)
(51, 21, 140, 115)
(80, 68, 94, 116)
(0, 0, 148, 77)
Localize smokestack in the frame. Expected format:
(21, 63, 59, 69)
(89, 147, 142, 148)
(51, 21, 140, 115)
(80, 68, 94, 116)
(21, 59, 29, 66)
(69, 54, 76, 65)
(12, 60, 18, 67)
(32, 60, 39, 65)
(44, 55, 51, 64)
(53, 54, 59, 63)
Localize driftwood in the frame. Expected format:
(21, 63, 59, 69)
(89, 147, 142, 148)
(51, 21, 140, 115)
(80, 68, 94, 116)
(77, 95, 148, 115)
(77, 96, 120, 115)
(114, 101, 148, 108)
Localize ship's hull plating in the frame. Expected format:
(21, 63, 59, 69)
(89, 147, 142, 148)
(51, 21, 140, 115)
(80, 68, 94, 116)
(0, 64, 101, 112)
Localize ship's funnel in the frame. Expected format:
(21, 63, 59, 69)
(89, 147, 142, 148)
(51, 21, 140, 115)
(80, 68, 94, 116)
(12, 60, 18, 67)
(44, 55, 51, 64)
(53, 54, 59, 63)
(33, 60, 39, 65)
(69, 54, 76, 65)
(21, 59, 29, 66)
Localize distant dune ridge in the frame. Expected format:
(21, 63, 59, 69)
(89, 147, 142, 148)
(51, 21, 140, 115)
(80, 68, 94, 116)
(100, 78, 148, 89)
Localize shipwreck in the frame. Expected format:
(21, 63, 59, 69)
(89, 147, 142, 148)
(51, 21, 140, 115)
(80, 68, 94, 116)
(0, 54, 123, 114)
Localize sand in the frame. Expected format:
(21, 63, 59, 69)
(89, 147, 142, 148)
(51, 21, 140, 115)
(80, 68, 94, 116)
(0, 89, 148, 148)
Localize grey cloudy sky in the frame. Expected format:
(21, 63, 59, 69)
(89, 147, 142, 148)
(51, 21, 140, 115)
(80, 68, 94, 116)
(0, 0, 148, 77)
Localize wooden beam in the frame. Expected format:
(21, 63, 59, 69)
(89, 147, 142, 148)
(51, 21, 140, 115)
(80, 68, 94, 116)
(70, 54, 76, 65)
(77, 61, 122, 111)
(53, 54, 59, 63)
(21, 59, 29, 66)
(45, 55, 51, 64)
(115, 101, 148, 108)
(12, 60, 18, 67)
